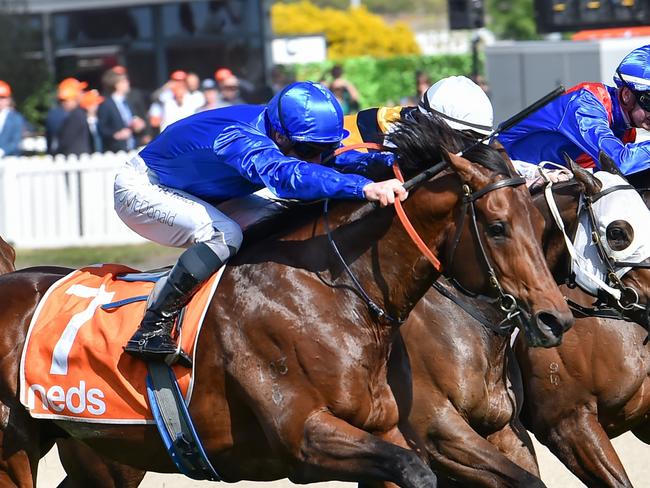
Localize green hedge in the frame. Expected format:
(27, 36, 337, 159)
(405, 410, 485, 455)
(294, 53, 476, 108)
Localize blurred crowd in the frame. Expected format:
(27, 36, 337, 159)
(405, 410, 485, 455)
(0, 64, 296, 158)
(0, 63, 487, 159)
(41, 65, 266, 157)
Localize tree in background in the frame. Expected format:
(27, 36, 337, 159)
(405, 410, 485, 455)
(0, 0, 51, 131)
(272, 1, 420, 60)
(274, 0, 446, 17)
(487, 0, 539, 40)
(294, 54, 472, 108)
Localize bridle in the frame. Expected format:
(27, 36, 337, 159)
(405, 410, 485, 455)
(322, 142, 526, 327)
(322, 85, 567, 328)
(443, 175, 526, 325)
(545, 178, 650, 311)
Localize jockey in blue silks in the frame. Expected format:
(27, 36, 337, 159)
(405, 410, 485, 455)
(498, 44, 650, 183)
(114, 81, 405, 365)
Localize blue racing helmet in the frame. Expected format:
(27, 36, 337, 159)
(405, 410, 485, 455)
(267, 81, 348, 144)
(614, 45, 650, 92)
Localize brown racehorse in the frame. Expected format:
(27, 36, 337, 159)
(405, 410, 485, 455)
(0, 238, 144, 487)
(0, 115, 572, 488)
(514, 185, 650, 488)
(515, 288, 649, 488)
(398, 159, 650, 488)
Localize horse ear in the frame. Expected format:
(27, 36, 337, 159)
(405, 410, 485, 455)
(598, 150, 627, 180)
(444, 150, 491, 189)
(567, 155, 602, 196)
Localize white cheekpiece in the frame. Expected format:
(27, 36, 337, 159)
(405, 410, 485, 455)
(571, 172, 650, 297)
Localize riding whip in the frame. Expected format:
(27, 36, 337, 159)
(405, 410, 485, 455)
(404, 85, 566, 191)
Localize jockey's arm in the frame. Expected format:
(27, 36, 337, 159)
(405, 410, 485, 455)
(562, 92, 650, 175)
(218, 128, 372, 201)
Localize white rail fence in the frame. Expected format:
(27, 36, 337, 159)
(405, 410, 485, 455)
(0, 151, 146, 249)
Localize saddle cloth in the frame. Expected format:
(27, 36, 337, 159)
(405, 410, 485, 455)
(19, 263, 223, 424)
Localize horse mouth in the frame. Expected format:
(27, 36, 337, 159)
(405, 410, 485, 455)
(520, 310, 570, 348)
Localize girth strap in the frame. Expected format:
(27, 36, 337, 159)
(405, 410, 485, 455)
(146, 362, 221, 481)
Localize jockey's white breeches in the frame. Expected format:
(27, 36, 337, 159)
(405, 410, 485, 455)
(114, 156, 285, 258)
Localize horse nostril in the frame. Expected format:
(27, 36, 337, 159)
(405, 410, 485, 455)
(535, 311, 568, 338)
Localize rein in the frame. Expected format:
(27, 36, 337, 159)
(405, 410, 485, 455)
(322, 142, 526, 326)
(322, 198, 403, 325)
(444, 176, 527, 321)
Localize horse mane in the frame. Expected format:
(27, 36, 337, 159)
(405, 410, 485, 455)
(386, 111, 513, 179)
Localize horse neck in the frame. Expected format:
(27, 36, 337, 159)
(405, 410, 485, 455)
(534, 185, 581, 283)
(321, 176, 458, 329)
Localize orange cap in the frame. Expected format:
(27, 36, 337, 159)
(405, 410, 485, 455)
(0, 80, 11, 97)
(80, 89, 104, 110)
(214, 68, 233, 82)
(57, 78, 88, 100)
(111, 65, 127, 75)
(170, 70, 187, 81)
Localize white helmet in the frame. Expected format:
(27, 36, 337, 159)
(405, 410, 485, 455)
(419, 75, 493, 136)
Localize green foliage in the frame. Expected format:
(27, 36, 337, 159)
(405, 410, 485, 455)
(294, 53, 473, 108)
(274, 0, 446, 16)
(20, 80, 55, 133)
(486, 0, 539, 40)
(15, 243, 182, 269)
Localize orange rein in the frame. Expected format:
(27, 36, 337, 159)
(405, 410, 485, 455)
(333, 142, 443, 272)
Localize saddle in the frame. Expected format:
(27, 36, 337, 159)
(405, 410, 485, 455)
(19, 264, 223, 423)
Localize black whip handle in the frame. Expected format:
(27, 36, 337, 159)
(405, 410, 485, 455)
(495, 85, 565, 136)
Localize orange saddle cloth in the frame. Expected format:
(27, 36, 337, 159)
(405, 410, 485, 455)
(19, 264, 223, 424)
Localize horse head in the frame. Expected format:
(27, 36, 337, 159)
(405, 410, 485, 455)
(535, 152, 650, 328)
(387, 114, 573, 347)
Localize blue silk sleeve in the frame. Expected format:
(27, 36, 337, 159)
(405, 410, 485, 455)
(561, 91, 650, 174)
(215, 127, 372, 200)
(328, 149, 395, 175)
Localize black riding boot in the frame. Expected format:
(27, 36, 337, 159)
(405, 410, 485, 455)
(124, 242, 227, 365)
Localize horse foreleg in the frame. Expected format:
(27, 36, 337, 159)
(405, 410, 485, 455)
(56, 439, 145, 488)
(291, 410, 437, 488)
(356, 427, 428, 488)
(486, 418, 540, 478)
(423, 407, 544, 488)
(632, 420, 650, 444)
(540, 410, 633, 488)
(0, 403, 43, 487)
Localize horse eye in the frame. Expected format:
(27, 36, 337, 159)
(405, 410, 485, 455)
(608, 228, 624, 240)
(606, 220, 633, 251)
(488, 222, 506, 238)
